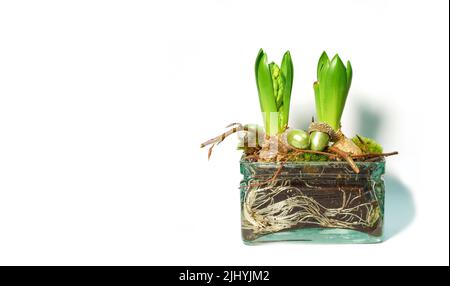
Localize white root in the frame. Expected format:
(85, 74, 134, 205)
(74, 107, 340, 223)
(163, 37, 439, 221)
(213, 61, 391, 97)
(242, 179, 380, 235)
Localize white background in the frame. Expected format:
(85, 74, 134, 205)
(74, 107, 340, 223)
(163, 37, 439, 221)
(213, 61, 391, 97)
(0, 0, 448, 266)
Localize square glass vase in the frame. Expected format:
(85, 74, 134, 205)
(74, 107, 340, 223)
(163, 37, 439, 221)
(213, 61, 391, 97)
(240, 158, 385, 244)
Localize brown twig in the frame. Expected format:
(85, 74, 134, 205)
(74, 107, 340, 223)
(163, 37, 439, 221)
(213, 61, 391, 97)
(201, 123, 245, 160)
(200, 123, 243, 148)
(351, 151, 399, 159)
(364, 157, 384, 162)
(329, 146, 360, 173)
(207, 144, 215, 160)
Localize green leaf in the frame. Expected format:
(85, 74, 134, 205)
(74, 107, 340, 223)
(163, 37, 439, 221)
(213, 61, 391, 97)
(313, 81, 322, 120)
(317, 58, 330, 123)
(346, 60, 353, 92)
(255, 49, 264, 81)
(317, 51, 330, 79)
(280, 51, 293, 129)
(322, 54, 348, 129)
(255, 49, 277, 135)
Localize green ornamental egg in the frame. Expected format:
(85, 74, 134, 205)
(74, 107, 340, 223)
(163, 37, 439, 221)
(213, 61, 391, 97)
(287, 129, 310, 149)
(309, 131, 330, 151)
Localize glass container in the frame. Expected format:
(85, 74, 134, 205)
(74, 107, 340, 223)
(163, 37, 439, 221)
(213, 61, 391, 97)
(240, 159, 385, 244)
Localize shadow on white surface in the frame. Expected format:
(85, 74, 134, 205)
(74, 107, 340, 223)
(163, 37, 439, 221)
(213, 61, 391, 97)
(355, 98, 415, 240)
(356, 103, 382, 139)
(383, 175, 415, 239)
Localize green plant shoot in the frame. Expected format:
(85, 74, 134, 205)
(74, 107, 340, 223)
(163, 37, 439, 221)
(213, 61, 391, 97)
(314, 51, 352, 130)
(310, 52, 353, 151)
(314, 52, 353, 130)
(255, 49, 293, 136)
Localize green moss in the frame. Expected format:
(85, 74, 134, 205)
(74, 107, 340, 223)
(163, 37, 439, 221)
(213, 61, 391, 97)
(352, 135, 383, 154)
(288, 153, 329, 162)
